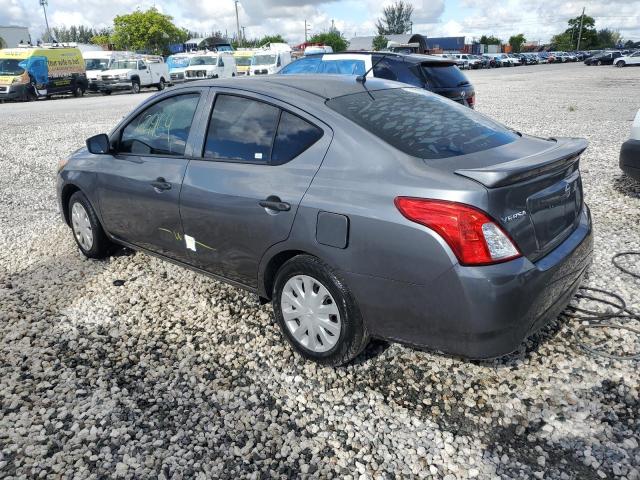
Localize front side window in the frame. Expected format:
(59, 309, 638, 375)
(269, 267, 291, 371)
(119, 93, 200, 156)
(204, 95, 280, 162)
(190, 56, 217, 66)
(373, 60, 397, 80)
(326, 88, 518, 160)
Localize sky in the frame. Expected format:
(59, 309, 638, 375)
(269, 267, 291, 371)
(1, 0, 639, 45)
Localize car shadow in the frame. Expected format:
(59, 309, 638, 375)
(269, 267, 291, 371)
(613, 174, 640, 199)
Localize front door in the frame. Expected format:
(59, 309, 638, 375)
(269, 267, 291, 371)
(180, 91, 332, 287)
(97, 89, 205, 260)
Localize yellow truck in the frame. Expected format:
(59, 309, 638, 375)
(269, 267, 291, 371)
(0, 45, 88, 101)
(233, 49, 255, 76)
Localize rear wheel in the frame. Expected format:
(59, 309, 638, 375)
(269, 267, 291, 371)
(103, 90, 112, 96)
(272, 255, 369, 366)
(68, 191, 113, 259)
(131, 80, 140, 94)
(597, 60, 602, 66)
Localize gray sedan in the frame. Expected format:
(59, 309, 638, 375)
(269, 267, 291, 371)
(57, 75, 593, 365)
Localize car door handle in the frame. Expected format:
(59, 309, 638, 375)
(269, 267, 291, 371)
(151, 178, 172, 191)
(259, 197, 291, 212)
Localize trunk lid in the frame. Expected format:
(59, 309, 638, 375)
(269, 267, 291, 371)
(446, 137, 587, 261)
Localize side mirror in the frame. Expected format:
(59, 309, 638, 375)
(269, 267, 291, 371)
(86, 134, 110, 154)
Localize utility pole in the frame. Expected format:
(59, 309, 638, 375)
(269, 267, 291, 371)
(304, 20, 311, 42)
(234, 0, 241, 46)
(576, 7, 585, 51)
(241, 26, 246, 44)
(39, 0, 52, 42)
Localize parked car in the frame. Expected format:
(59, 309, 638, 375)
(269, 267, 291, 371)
(584, 51, 622, 65)
(184, 52, 237, 80)
(233, 49, 255, 76)
(449, 54, 481, 69)
(250, 44, 292, 75)
(83, 50, 132, 92)
(481, 54, 500, 68)
(166, 53, 193, 85)
(57, 75, 593, 365)
(615, 51, 640, 67)
(279, 52, 476, 108)
(620, 108, 640, 180)
(506, 54, 522, 66)
(97, 56, 168, 94)
(0, 45, 88, 101)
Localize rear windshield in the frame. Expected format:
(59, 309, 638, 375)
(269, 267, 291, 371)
(421, 63, 469, 88)
(326, 88, 518, 160)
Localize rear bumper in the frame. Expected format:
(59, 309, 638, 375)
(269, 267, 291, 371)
(346, 204, 593, 359)
(620, 139, 640, 180)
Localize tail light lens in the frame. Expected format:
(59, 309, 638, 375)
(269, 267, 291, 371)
(394, 197, 521, 266)
(467, 94, 475, 108)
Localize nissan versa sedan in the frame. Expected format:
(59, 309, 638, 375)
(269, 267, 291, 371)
(57, 76, 593, 366)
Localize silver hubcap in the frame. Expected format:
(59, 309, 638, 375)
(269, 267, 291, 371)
(281, 275, 342, 353)
(71, 202, 93, 251)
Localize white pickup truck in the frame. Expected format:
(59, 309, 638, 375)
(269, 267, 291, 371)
(97, 57, 169, 94)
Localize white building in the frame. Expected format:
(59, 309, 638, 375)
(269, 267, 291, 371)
(0, 26, 31, 48)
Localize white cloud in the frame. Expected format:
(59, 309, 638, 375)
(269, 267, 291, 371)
(1, 0, 639, 45)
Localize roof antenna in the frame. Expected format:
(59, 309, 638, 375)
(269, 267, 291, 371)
(356, 52, 389, 84)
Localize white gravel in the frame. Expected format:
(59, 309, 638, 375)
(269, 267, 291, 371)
(1, 64, 639, 479)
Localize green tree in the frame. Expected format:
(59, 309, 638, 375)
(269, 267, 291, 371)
(308, 31, 348, 52)
(376, 1, 414, 35)
(51, 25, 96, 43)
(596, 28, 621, 49)
(550, 32, 573, 51)
(479, 35, 501, 45)
(564, 14, 597, 49)
(372, 34, 389, 51)
(259, 34, 286, 46)
(111, 8, 188, 55)
(508, 33, 526, 52)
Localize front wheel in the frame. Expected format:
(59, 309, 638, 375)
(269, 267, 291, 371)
(157, 78, 166, 90)
(616, 61, 625, 68)
(73, 84, 84, 97)
(272, 255, 369, 366)
(131, 80, 140, 94)
(68, 191, 113, 259)
(597, 60, 602, 66)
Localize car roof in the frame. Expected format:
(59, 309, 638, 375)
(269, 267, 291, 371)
(315, 51, 456, 65)
(172, 74, 407, 101)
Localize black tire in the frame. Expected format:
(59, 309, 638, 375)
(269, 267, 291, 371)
(25, 82, 38, 102)
(597, 60, 602, 66)
(272, 255, 369, 366)
(131, 80, 140, 94)
(103, 90, 112, 96)
(616, 61, 625, 68)
(68, 191, 114, 259)
(157, 78, 166, 91)
(73, 84, 84, 97)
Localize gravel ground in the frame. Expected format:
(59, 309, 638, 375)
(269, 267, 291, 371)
(1, 64, 639, 479)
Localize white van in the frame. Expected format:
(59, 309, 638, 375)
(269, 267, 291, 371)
(250, 49, 292, 75)
(83, 51, 131, 91)
(184, 52, 237, 80)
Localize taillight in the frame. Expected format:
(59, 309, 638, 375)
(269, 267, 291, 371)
(394, 197, 521, 266)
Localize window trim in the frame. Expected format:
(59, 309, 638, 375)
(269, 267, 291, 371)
(112, 90, 204, 160)
(201, 91, 325, 166)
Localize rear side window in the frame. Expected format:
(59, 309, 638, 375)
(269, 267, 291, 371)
(119, 93, 200, 156)
(372, 60, 397, 80)
(318, 59, 366, 75)
(421, 63, 469, 88)
(326, 88, 518, 160)
(272, 112, 323, 165)
(280, 56, 321, 74)
(204, 95, 280, 162)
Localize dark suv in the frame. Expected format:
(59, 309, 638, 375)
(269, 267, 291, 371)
(279, 52, 476, 108)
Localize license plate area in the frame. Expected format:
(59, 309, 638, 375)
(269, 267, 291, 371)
(527, 169, 582, 252)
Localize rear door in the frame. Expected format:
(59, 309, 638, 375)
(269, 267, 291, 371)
(97, 88, 206, 261)
(179, 90, 332, 287)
